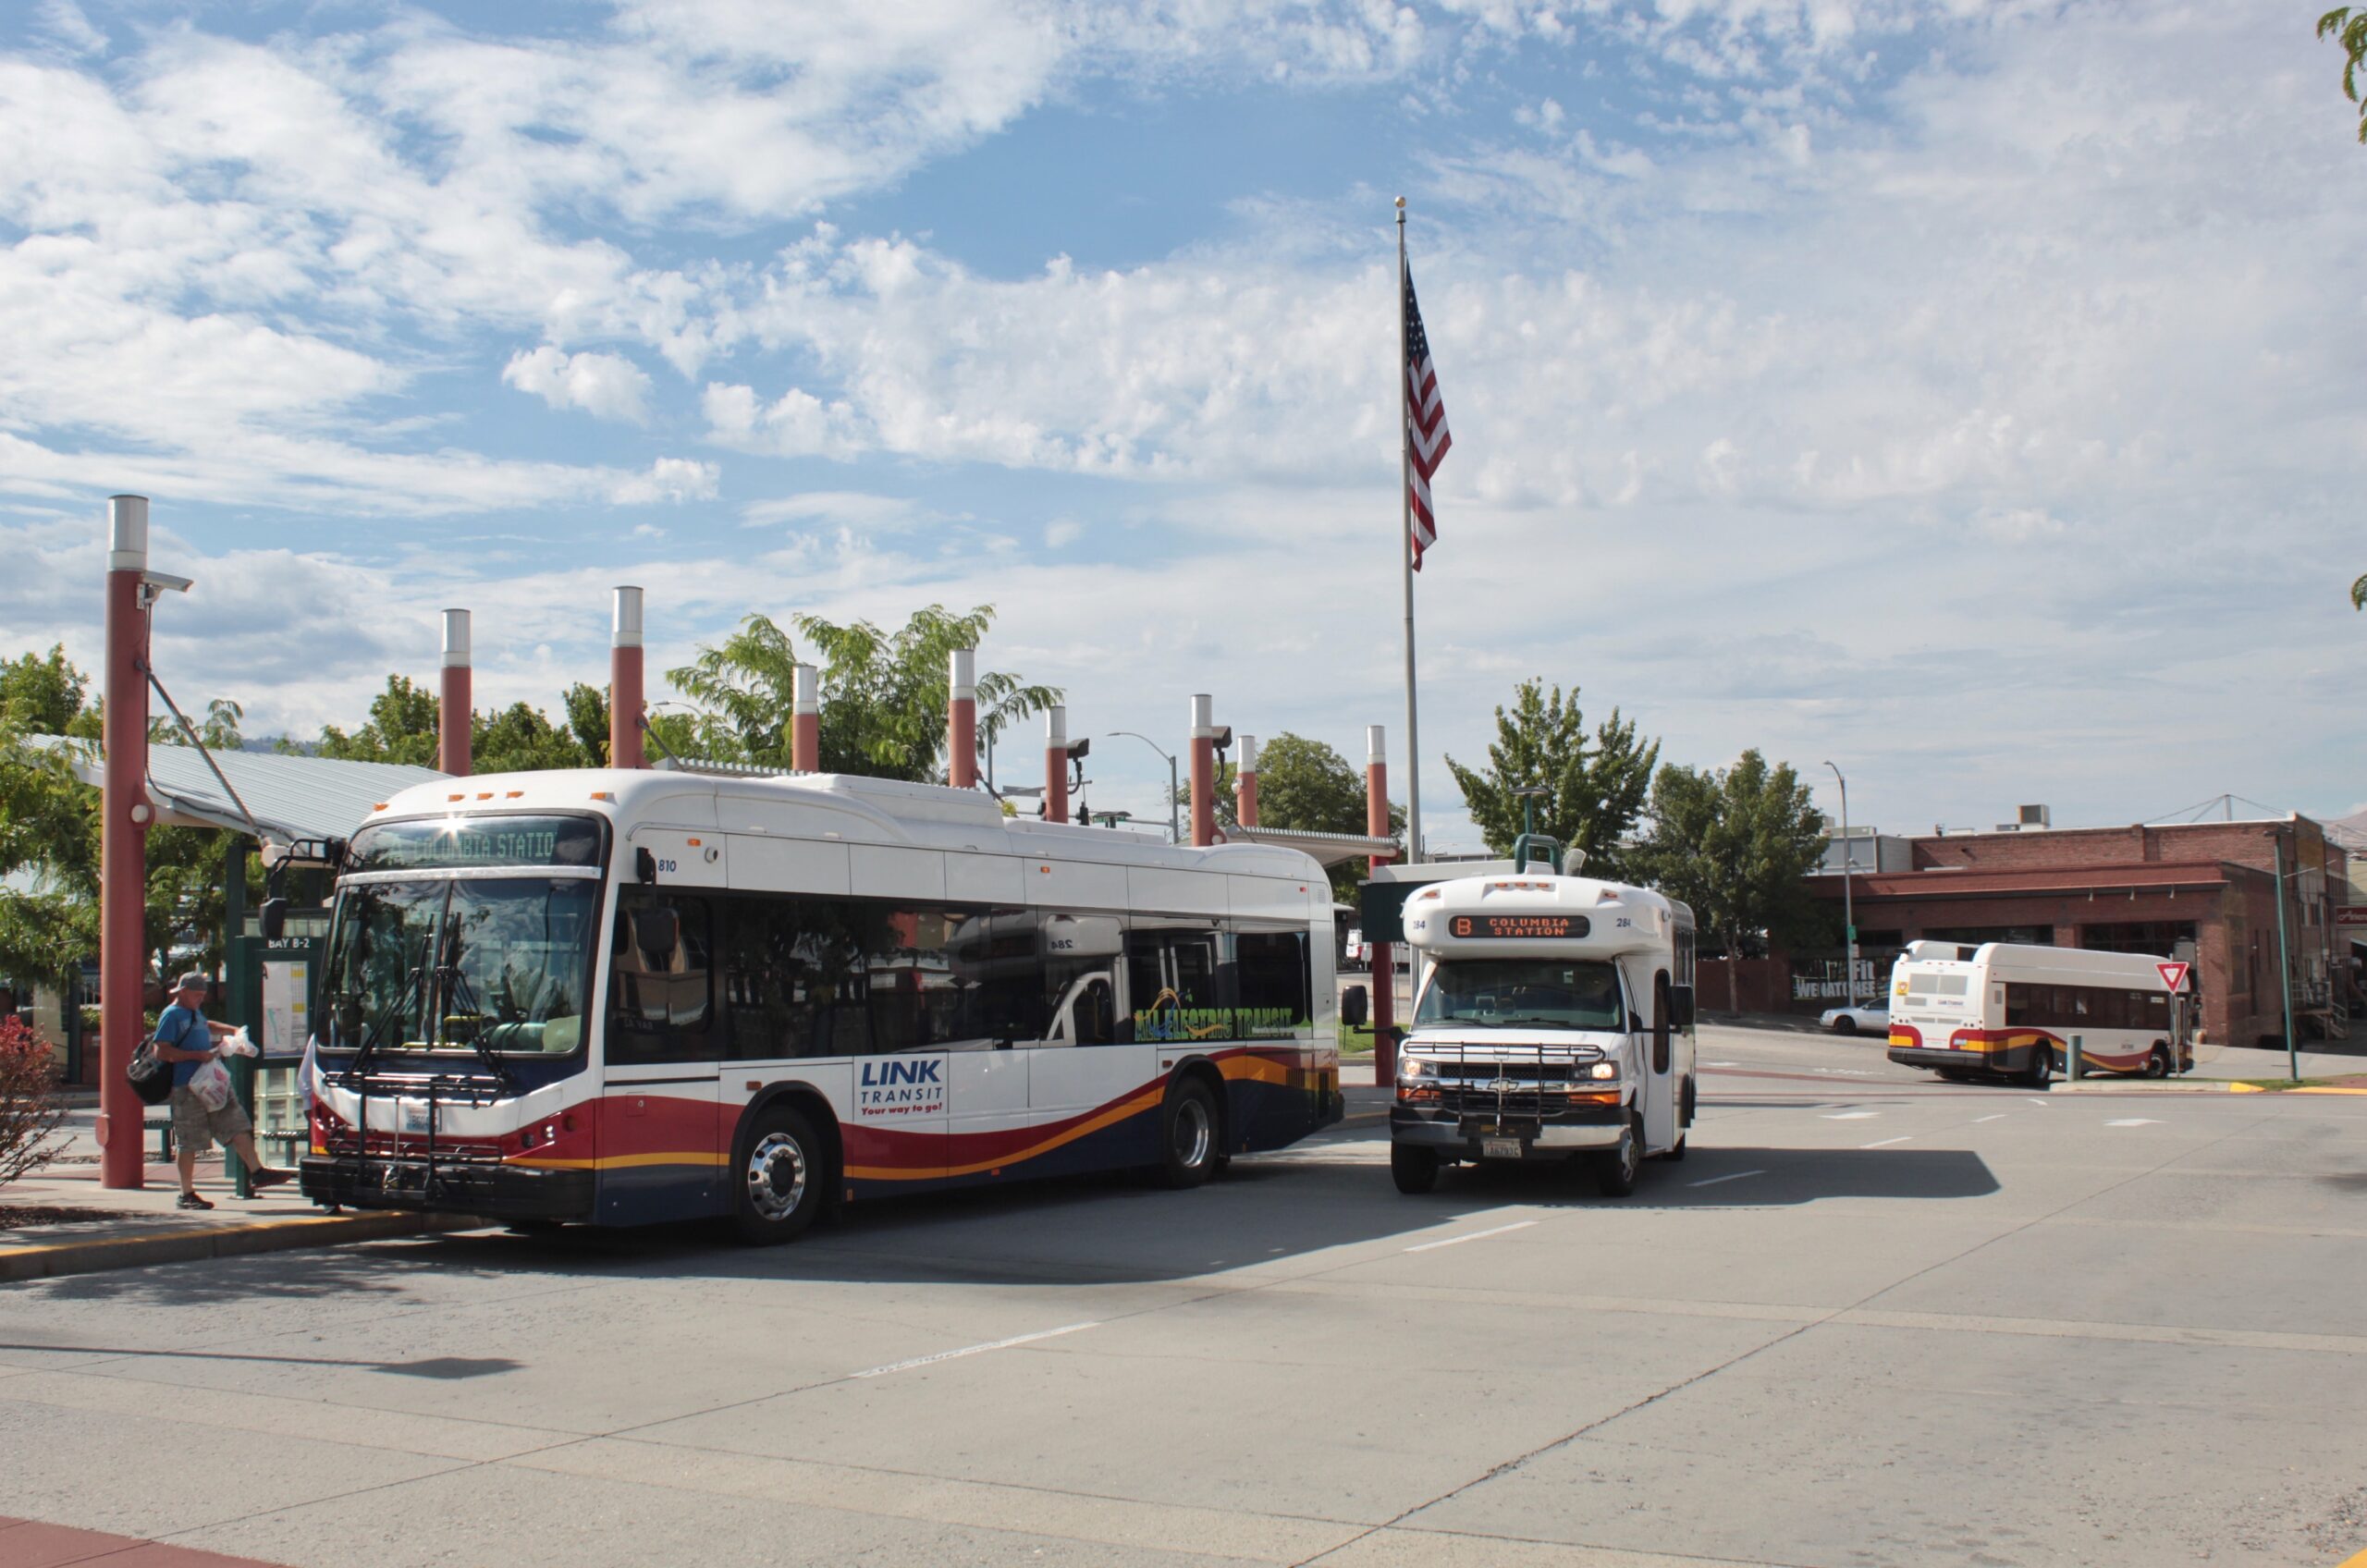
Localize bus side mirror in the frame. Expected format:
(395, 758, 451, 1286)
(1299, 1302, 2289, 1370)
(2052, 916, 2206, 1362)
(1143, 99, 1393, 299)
(636, 846, 658, 884)
(1342, 985, 1368, 1029)
(1669, 985, 1696, 1028)
(259, 899, 288, 941)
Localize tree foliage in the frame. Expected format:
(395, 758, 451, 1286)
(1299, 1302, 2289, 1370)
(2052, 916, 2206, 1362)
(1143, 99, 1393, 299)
(1443, 680, 1660, 877)
(1629, 751, 1828, 1012)
(670, 605, 1060, 783)
(2323, 7, 2367, 141)
(307, 675, 647, 774)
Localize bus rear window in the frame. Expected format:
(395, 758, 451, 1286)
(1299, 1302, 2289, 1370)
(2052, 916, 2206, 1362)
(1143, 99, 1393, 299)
(1902, 972, 1968, 1001)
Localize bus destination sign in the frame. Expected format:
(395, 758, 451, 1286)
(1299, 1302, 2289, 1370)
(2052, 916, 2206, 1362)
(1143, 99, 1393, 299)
(1449, 913, 1591, 940)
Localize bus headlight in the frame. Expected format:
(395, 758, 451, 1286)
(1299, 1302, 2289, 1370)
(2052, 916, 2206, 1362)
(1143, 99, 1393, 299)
(1588, 1062, 1617, 1081)
(1399, 1058, 1429, 1081)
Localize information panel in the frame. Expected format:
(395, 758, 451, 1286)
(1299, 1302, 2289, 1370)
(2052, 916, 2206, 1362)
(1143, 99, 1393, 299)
(1449, 913, 1591, 940)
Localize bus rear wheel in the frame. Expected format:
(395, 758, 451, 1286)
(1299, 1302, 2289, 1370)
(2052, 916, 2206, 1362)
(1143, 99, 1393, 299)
(2146, 1045, 2172, 1079)
(1391, 1142, 1440, 1194)
(2022, 1044, 2053, 1089)
(1157, 1079, 1220, 1190)
(733, 1105, 826, 1245)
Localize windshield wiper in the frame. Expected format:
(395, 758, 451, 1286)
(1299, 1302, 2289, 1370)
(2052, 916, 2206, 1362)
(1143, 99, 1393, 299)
(434, 955, 518, 1091)
(342, 962, 425, 1080)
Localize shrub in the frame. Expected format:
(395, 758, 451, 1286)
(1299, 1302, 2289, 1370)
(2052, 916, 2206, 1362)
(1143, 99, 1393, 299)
(0, 1015, 67, 1191)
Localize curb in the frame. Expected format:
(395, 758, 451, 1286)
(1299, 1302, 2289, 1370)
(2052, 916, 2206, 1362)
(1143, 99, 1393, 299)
(2047, 1079, 2240, 1096)
(0, 1210, 493, 1284)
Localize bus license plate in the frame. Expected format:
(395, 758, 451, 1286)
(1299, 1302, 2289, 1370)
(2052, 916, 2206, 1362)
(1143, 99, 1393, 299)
(1482, 1137, 1522, 1159)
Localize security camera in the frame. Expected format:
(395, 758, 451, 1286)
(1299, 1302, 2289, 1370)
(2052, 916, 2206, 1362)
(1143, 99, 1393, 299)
(141, 570, 193, 594)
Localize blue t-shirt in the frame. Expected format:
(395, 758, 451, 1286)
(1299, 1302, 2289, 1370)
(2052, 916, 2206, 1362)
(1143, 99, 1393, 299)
(155, 1003, 212, 1086)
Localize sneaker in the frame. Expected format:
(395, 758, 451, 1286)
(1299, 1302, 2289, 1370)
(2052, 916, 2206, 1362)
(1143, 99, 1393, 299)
(177, 1192, 215, 1211)
(249, 1168, 293, 1191)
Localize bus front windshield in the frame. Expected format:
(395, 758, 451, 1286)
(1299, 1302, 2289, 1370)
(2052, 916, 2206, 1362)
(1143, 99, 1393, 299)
(1416, 958, 1626, 1032)
(322, 876, 599, 1056)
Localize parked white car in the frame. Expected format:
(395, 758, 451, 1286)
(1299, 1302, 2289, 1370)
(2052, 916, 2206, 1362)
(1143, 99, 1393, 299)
(1820, 1003, 1889, 1036)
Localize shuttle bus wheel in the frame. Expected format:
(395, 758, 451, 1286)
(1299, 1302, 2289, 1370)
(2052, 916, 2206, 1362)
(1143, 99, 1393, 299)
(1391, 1142, 1440, 1194)
(1594, 1113, 1642, 1198)
(733, 1105, 825, 1244)
(1157, 1079, 1220, 1190)
(2146, 1045, 2172, 1079)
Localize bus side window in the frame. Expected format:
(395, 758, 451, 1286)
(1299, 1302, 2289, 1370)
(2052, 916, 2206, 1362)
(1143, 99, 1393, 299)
(610, 890, 716, 1063)
(1651, 970, 1673, 1073)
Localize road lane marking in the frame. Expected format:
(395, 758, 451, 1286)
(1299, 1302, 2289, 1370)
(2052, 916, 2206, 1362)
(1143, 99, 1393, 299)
(2028, 1097, 2051, 1107)
(1686, 1170, 1766, 1188)
(852, 1322, 1100, 1378)
(1404, 1220, 1539, 1253)
(2105, 1118, 2165, 1127)
(1973, 1114, 2005, 1123)
(1821, 1110, 1880, 1120)
(1862, 1136, 1912, 1148)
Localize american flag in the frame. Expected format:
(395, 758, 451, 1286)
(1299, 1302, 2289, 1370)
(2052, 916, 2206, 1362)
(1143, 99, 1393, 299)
(1404, 264, 1451, 570)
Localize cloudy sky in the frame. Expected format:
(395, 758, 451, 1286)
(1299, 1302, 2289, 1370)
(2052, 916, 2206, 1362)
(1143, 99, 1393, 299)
(3, 0, 2361, 848)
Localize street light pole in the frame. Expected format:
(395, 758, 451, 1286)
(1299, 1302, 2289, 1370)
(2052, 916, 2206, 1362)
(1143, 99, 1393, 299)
(1824, 761, 1858, 1008)
(1108, 731, 1181, 845)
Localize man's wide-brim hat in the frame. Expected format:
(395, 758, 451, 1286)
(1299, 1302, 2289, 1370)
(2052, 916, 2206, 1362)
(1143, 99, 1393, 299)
(173, 972, 211, 995)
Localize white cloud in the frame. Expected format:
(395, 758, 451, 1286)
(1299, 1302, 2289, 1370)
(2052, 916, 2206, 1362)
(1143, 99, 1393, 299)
(503, 347, 656, 423)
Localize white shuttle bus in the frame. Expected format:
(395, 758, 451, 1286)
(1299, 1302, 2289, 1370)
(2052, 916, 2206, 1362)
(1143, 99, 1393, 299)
(1886, 939, 2193, 1084)
(296, 766, 1343, 1242)
(1389, 862, 1697, 1197)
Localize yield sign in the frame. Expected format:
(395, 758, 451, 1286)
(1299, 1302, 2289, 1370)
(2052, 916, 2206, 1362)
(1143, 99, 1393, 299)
(2156, 961, 2190, 993)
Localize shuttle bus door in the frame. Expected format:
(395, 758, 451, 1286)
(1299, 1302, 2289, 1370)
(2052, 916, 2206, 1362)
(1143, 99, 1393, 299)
(1642, 970, 1678, 1153)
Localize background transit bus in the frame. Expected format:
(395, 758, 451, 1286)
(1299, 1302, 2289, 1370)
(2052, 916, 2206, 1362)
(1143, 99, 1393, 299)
(1885, 939, 2194, 1084)
(298, 766, 1343, 1242)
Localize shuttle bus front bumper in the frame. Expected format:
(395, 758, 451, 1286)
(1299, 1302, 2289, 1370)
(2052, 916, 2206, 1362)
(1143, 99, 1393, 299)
(1391, 1099, 1626, 1159)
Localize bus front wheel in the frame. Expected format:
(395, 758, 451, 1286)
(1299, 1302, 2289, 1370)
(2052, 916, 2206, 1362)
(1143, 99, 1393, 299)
(1594, 1113, 1642, 1198)
(2146, 1045, 2173, 1079)
(1391, 1142, 1439, 1194)
(1157, 1079, 1221, 1190)
(733, 1105, 826, 1244)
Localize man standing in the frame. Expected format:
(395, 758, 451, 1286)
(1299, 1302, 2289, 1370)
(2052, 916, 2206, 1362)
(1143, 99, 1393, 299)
(151, 972, 290, 1209)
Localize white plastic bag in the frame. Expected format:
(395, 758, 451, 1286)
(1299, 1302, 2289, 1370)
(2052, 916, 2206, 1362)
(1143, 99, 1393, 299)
(189, 1055, 234, 1111)
(217, 1027, 258, 1059)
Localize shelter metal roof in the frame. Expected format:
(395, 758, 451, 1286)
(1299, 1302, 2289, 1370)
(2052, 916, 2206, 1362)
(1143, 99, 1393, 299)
(32, 736, 444, 848)
(1220, 823, 1397, 868)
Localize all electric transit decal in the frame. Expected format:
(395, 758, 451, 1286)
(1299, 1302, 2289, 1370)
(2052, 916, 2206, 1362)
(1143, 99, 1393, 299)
(1133, 990, 1302, 1043)
(856, 1055, 948, 1118)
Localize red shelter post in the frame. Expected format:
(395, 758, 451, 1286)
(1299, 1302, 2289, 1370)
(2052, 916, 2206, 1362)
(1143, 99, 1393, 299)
(100, 496, 150, 1188)
(1044, 704, 1069, 824)
(610, 585, 644, 769)
(791, 663, 820, 772)
(438, 608, 471, 777)
(1189, 694, 1217, 848)
(948, 649, 977, 789)
(1235, 733, 1260, 828)
(1367, 723, 1396, 1086)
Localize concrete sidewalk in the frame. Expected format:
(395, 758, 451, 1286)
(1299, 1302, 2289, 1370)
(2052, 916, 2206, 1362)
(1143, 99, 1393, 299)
(1, 1159, 485, 1284)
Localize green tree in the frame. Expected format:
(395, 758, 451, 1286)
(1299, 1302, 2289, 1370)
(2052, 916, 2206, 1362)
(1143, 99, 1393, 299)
(1629, 750, 1828, 1014)
(1443, 680, 1660, 877)
(0, 646, 88, 735)
(2322, 7, 2367, 140)
(315, 676, 439, 767)
(671, 605, 1060, 782)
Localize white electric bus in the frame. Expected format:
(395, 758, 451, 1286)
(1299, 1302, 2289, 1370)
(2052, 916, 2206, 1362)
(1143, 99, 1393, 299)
(1388, 865, 1697, 1197)
(1885, 939, 2193, 1084)
(296, 766, 1343, 1242)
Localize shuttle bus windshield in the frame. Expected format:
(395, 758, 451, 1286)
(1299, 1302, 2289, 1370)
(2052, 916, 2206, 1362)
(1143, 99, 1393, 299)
(1415, 958, 1625, 1031)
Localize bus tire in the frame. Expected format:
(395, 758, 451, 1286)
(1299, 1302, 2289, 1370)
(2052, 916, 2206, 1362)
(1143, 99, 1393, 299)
(1594, 1112, 1642, 1198)
(1391, 1141, 1440, 1194)
(2146, 1045, 2172, 1079)
(733, 1105, 826, 1244)
(2023, 1043, 2053, 1088)
(1157, 1078, 1220, 1190)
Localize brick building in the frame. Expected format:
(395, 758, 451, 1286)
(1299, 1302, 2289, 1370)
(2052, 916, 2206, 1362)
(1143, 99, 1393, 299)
(1804, 815, 2350, 1050)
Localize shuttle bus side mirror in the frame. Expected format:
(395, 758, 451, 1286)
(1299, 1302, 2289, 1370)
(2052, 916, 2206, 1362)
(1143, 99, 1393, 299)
(1342, 985, 1368, 1029)
(1669, 985, 1696, 1028)
(259, 898, 287, 941)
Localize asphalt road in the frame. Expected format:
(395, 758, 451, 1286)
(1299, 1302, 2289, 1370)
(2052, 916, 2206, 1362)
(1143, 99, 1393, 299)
(4, 1023, 2363, 1568)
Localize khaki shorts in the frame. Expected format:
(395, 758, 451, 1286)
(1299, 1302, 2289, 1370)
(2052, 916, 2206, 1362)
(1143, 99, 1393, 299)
(169, 1084, 251, 1151)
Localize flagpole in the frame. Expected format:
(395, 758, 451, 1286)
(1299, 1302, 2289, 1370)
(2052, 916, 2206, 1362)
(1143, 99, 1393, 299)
(1396, 196, 1425, 864)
